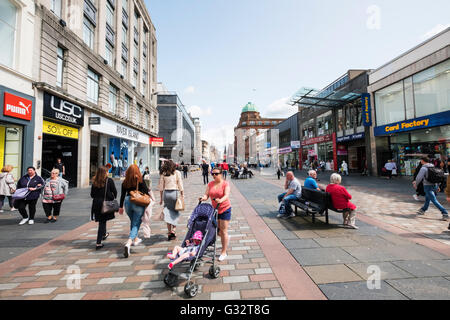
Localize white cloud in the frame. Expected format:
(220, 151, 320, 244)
(261, 97, 297, 118)
(184, 86, 195, 94)
(188, 105, 212, 118)
(420, 24, 450, 41)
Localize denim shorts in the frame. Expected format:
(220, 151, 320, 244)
(218, 207, 231, 221)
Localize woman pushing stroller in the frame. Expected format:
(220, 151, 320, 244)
(167, 231, 203, 269)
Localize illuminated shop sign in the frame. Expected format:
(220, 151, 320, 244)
(361, 93, 372, 126)
(374, 110, 450, 136)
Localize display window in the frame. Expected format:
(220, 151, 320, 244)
(0, 124, 23, 179)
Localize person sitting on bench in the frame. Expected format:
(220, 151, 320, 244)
(304, 170, 321, 191)
(277, 171, 302, 219)
(325, 173, 358, 229)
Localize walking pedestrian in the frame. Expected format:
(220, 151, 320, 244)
(119, 164, 149, 257)
(384, 160, 394, 179)
(42, 169, 68, 223)
(91, 166, 117, 250)
(199, 166, 231, 261)
(201, 159, 210, 185)
(113, 156, 119, 177)
(118, 156, 123, 178)
(0, 165, 16, 212)
(277, 171, 302, 219)
(413, 162, 425, 201)
(142, 166, 151, 188)
(445, 169, 450, 230)
(414, 157, 448, 220)
(53, 158, 65, 178)
(182, 163, 188, 179)
(276, 164, 281, 180)
(221, 161, 229, 180)
(438, 160, 448, 192)
(341, 161, 349, 176)
(15, 167, 45, 225)
(158, 160, 184, 241)
(326, 173, 358, 229)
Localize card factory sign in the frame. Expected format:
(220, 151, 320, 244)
(43, 92, 84, 126)
(89, 115, 149, 144)
(3, 92, 33, 121)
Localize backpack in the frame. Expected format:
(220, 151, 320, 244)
(427, 167, 445, 184)
(278, 202, 286, 215)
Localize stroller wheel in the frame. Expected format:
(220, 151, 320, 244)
(184, 281, 199, 298)
(209, 266, 221, 279)
(164, 273, 178, 287)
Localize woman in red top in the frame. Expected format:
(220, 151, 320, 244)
(199, 166, 231, 261)
(325, 173, 358, 229)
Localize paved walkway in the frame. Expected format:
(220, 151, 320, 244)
(257, 170, 450, 245)
(234, 172, 450, 299)
(0, 172, 306, 300)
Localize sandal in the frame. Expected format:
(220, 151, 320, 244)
(102, 232, 110, 241)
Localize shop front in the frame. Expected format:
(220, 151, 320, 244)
(89, 115, 150, 177)
(336, 132, 366, 173)
(0, 87, 35, 179)
(301, 134, 336, 170)
(374, 110, 450, 176)
(41, 92, 84, 187)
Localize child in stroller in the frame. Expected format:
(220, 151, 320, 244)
(167, 230, 203, 269)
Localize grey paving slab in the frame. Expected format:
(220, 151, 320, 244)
(271, 229, 298, 240)
(318, 281, 408, 300)
(346, 262, 415, 280)
(386, 277, 450, 300)
(281, 239, 320, 249)
(290, 247, 359, 266)
(425, 260, 450, 276)
(341, 246, 398, 263)
(391, 261, 449, 277)
(314, 237, 359, 248)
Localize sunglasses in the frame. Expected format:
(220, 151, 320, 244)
(211, 172, 221, 176)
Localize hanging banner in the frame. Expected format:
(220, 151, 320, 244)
(362, 93, 372, 126)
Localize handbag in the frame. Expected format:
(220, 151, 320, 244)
(51, 180, 65, 201)
(175, 190, 185, 211)
(101, 178, 119, 214)
(129, 181, 151, 207)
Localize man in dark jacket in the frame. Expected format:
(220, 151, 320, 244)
(16, 167, 45, 225)
(201, 159, 210, 185)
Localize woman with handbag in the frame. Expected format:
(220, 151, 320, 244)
(158, 160, 184, 241)
(42, 169, 68, 223)
(0, 165, 16, 212)
(91, 166, 118, 250)
(119, 164, 150, 258)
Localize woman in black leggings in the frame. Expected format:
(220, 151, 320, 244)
(91, 166, 117, 250)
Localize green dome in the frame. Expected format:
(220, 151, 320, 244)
(242, 102, 258, 113)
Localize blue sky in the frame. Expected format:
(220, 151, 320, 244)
(145, 0, 450, 151)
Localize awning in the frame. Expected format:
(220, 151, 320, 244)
(290, 86, 361, 109)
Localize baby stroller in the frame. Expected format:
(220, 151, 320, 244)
(163, 201, 221, 298)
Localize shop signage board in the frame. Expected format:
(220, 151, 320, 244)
(43, 92, 84, 126)
(43, 120, 79, 139)
(290, 141, 301, 149)
(373, 110, 450, 136)
(89, 117, 101, 125)
(90, 115, 149, 144)
(279, 146, 292, 154)
(150, 137, 164, 147)
(3, 92, 33, 121)
(361, 93, 372, 126)
(336, 132, 365, 143)
(301, 134, 332, 146)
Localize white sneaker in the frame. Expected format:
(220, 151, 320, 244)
(132, 238, 142, 246)
(218, 254, 227, 262)
(276, 213, 284, 218)
(28, 220, 34, 225)
(413, 194, 420, 201)
(123, 244, 130, 258)
(10, 208, 16, 211)
(19, 218, 29, 225)
(347, 224, 359, 229)
(0, 209, 3, 213)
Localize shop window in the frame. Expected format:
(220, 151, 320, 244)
(0, 0, 16, 68)
(0, 125, 23, 179)
(375, 81, 405, 126)
(413, 59, 450, 117)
